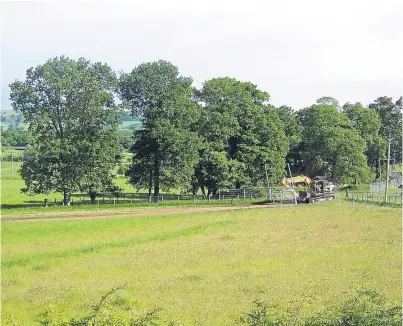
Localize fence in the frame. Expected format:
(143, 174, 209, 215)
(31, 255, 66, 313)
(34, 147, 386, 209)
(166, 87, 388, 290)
(345, 190, 403, 206)
(2, 187, 300, 208)
(68, 188, 296, 206)
(370, 181, 401, 195)
(1, 154, 24, 177)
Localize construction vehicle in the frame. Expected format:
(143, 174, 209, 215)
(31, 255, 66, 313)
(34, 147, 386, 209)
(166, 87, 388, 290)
(281, 175, 335, 204)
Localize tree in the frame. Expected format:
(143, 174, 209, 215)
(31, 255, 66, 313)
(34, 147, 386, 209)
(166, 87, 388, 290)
(195, 78, 289, 195)
(118, 60, 200, 197)
(10, 56, 120, 205)
(298, 104, 372, 184)
(369, 96, 402, 162)
(16, 113, 23, 123)
(316, 96, 339, 108)
(342, 102, 386, 177)
(277, 105, 303, 173)
(1, 128, 32, 147)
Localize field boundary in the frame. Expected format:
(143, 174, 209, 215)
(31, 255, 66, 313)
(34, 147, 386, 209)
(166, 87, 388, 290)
(1, 204, 278, 223)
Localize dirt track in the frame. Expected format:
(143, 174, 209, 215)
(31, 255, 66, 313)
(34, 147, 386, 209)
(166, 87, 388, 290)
(2, 204, 278, 223)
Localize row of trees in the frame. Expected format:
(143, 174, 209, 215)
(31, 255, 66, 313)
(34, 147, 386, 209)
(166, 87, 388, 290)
(10, 57, 402, 205)
(1, 127, 32, 147)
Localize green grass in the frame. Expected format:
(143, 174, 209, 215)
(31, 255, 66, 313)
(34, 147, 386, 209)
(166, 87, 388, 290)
(1, 203, 401, 325)
(118, 120, 142, 130)
(0, 162, 139, 206)
(1, 162, 202, 210)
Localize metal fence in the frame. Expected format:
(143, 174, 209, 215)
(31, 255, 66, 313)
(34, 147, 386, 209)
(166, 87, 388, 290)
(345, 191, 403, 206)
(370, 181, 401, 195)
(3, 187, 300, 208)
(69, 188, 274, 206)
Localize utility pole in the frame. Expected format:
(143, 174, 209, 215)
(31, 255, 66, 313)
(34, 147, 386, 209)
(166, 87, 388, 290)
(378, 158, 382, 183)
(384, 136, 395, 204)
(287, 163, 294, 188)
(264, 163, 270, 188)
(264, 163, 273, 201)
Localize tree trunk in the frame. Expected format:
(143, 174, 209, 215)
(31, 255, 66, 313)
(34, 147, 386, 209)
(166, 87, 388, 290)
(63, 189, 71, 206)
(192, 183, 197, 196)
(148, 168, 153, 197)
(235, 180, 241, 189)
(90, 192, 96, 204)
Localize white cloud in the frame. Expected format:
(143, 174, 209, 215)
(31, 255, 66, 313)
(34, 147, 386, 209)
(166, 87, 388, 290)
(1, 0, 402, 110)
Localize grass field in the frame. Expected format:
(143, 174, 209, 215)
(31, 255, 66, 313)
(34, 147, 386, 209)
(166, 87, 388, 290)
(119, 120, 142, 129)
(1, 160, 143, 209)
(1, 203, 401, 325)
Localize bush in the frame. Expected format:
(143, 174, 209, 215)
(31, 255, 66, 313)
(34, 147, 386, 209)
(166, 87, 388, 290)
(4, 288, 401, 325)
(340, 184, 358, 191)
(35, 285, 166, 326)
(238, 290, 402, 326)
(305, 289, 402, 326)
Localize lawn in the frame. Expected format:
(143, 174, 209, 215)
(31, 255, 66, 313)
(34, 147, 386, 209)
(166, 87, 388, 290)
(1, 203, 401, 325)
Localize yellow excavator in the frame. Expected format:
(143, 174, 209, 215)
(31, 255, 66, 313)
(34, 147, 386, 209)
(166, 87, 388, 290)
(281, 175, 335, 204)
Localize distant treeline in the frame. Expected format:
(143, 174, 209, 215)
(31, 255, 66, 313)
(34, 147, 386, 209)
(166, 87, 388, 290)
(7, 57, 402, 204)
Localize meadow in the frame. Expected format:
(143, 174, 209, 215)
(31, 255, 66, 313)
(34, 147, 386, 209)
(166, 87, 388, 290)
(1, 202, 401, 325)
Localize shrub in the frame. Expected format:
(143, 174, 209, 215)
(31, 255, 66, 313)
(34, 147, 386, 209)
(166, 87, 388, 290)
(238, 290, 402, 326)
(35, 285, 165, 326)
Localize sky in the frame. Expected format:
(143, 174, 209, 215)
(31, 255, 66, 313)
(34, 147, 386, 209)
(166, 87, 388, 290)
(0, 0, 402, 110)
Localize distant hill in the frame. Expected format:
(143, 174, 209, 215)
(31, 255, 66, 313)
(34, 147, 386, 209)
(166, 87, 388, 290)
(0, 110, 142, 132)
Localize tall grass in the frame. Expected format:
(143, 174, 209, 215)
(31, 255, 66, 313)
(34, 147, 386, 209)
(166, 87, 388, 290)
(2, 205, 401, 324)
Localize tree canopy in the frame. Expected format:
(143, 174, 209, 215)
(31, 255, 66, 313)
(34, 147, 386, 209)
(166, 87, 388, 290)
(369, 96, 402, 162)
(297, 104, 372, 184)
(7, 57, 402, 201)
(9, 56, 120, 205)
(118, 60, 200, 197)
(342, 102, 386, 173)
(194, 78, 289, 195)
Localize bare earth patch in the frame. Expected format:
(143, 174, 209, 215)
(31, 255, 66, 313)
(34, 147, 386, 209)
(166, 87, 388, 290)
(2, 204, 278, 223)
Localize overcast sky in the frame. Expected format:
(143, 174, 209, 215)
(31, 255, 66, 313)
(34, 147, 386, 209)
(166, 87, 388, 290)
(1, 0, 402, 110)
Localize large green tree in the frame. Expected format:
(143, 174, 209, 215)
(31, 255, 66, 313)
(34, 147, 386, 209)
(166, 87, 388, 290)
(342, 102, 386, 176)
(298, 104, 372, 184)
(369, 96, 402, 162)
(316, 96, 340, 108)
(277, 105, 303, 173)
(1, 128, 32, 147)
(195, 78, 289, 195)
(9, 56, 120, 205)
(118, 60, 200, 197)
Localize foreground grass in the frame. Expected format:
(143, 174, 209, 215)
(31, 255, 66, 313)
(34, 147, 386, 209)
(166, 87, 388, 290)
(1, 203, 401, 325)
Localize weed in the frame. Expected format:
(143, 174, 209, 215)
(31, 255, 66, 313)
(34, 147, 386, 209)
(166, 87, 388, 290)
(238, 290, 402, 326)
